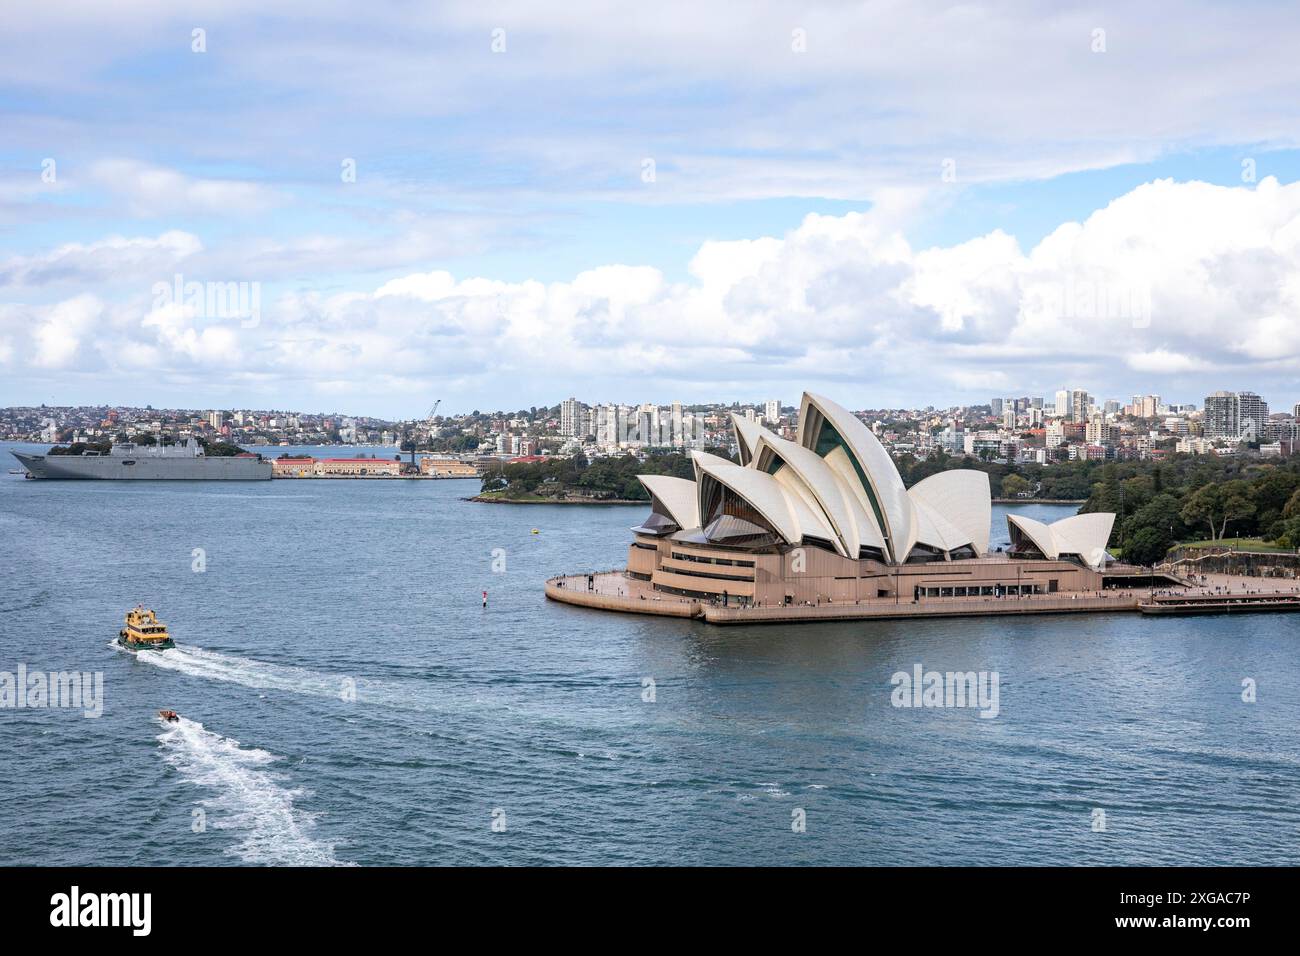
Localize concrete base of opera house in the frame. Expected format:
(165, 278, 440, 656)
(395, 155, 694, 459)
(544, 569, 1149, 625)
(545, 569, 1300, 625)
(545, 562, 1300, 625)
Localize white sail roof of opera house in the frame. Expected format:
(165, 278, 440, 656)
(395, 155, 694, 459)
(731, 414, 764, 467)
(796, 392, 917, 563)
(689, 451, 840, 550)
(749, 429, 885, 557)
(631, 391, 1078, 566)
(907, 470, 992, 556)
(1006, 512, 1116, 570)
(636, 474, 700, 531)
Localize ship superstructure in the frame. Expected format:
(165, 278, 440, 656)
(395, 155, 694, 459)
(13, 438, 271, 480)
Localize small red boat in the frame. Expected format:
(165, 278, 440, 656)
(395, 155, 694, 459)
(158, 709, 180, 722)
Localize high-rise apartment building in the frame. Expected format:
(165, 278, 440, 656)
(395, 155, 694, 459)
(635, 407, 654, 444)
(1204, 390, 1270, 440)
(1085, 420, 1114, 444)
(1237, 392, 1269, 439)
(596, 403, 619, 445)
(1069, 389, 1091, 424)
(560, 397, 583, 438)
(1204, 391, 1237, 438)
(1130, 394, 1161, 418)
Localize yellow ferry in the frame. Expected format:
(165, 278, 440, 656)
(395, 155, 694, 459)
(118, 606, 175, 651)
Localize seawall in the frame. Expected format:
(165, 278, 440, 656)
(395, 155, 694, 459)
(545, 571, 1300, 627)
(544, 578, 700, 617)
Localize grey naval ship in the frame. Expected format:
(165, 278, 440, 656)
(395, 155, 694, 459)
(13, 438, 272, 480)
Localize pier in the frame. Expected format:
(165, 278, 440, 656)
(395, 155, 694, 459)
(1138, 593, 1300, 615)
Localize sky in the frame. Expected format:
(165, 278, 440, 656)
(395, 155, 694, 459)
(2, 0, 1300, 418)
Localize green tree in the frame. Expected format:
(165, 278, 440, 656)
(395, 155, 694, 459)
(1001, 474, 1031, 498)
(1124, 526, 1170, 566)
(1127, 492, 1186, 543)
(1273, 517, 1300, 549)
(1180, 483, 1223, 540)
(1284, 487, 1300, 520)
(1218, 479, 1256, 539)
(1252, 469, 1300, 515)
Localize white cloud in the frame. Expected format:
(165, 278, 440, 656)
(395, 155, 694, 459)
(1235, 314, 1300, 361)
(0, 231, 201, 288)
(1126, 350, 1210, 374)
(141, 302, 244, 364)
(4, 3, 1300, 204)
(31, 294, 103, 368)
(4, 177, 1300, 412)
(375, 271, 458, 302)
(89, 160, 279, 218)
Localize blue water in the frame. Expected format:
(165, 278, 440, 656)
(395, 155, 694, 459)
(1, 441, 1298, 866)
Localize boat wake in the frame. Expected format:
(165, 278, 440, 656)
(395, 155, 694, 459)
(120, 643, 583, 735)
(131, 644, 354, 700)
(156, 715, 346, 866)
(122, 643, 448, 714)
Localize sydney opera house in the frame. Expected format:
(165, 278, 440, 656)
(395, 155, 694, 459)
(621, 392, 1117, 607)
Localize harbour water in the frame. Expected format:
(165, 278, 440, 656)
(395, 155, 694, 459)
(2, 441, 1297, 866)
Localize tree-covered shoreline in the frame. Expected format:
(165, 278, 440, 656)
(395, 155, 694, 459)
(480, 448, 1300, 564)
(911, 451, 1300, 561)
(481, 448, 1129, 502)
(1078, 456, 1300, 563)
(480, 451, 705, 501)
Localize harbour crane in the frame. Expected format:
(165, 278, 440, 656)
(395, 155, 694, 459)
(401, 400, 443, 475)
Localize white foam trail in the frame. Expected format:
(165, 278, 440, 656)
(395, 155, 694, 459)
(126, 644, 441, 713)
(123, 643, 581, 730)
(135, 645, 350, 700)
(157, 716, 345, 866)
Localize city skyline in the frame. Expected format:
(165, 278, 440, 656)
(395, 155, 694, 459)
(3, 4, 1300, 415)
(4, 381, 1300, 423)
(8, 385, 1298, 464)
(2, 382, 1300, 421)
